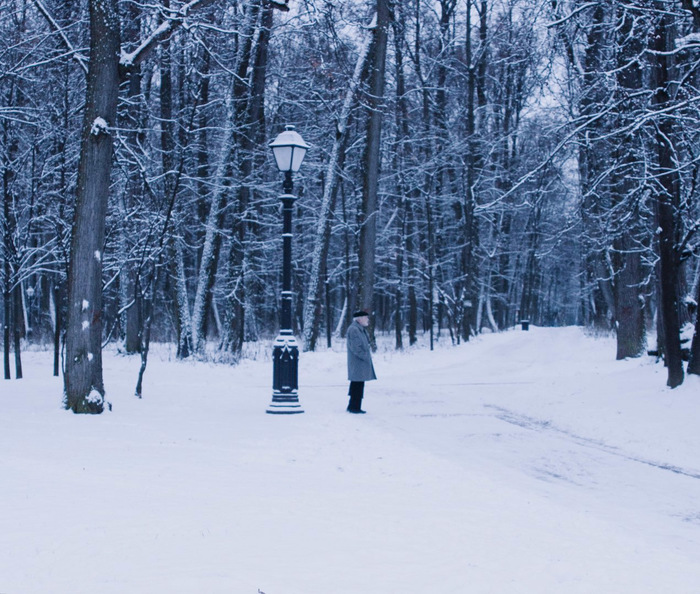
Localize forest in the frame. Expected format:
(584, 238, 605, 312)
(1, 0, 700, 412)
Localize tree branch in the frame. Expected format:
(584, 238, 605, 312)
(679, 0, 700, 31)
(119, 0, 219, 74)
(30, 0, 89, 74)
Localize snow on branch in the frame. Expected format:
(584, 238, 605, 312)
(30, 0, 88, 74)
(676, 33, 700, 49)
(119, 0, 218, 70)
(679, 0, 700, 31)
(545, 2, 599, 29)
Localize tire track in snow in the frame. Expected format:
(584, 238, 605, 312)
(485, 404, 700, 481)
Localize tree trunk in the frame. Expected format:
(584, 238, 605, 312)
(52, 283, 61, 377)
(461, 0, 480, 340)
(614, 234, 645, 359)
(64, 0, 120, 413)
(12, 283, 23, 379)
(3, 81, 21, 379)
(238, 0, 271, 345)
(651, 8, 684, 388)
(172, 240, 194, 358)
(3, 156, 13, 380)
(612, 3, 646, 360)
(193, 50, 217, 345)
(159, 8, 193, 359)
(357, 0, 390, 347)
(392, 2, 420, 347)
(688, 271, 700, 375)
(406, 201, 418, 346)
(392, 6, 409, 350)
(120, 0, 144, 354)
(3, 276, 10, 380)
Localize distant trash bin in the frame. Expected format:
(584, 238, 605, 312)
(520, 320, 530, 331)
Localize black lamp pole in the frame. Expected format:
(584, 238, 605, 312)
(267, 130, 306, 414)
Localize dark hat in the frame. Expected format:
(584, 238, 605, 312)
(352, 310, 369, 318)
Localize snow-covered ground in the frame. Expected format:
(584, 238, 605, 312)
(3, 326, 700, 594)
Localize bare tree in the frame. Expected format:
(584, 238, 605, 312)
(357, 0, 390, 345)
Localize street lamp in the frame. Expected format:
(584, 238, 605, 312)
(267, 125, 309, 415)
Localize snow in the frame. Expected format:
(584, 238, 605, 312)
(677, 33, 700, 49)
(682, 322, 694, 343)
(120, 21, 173, 69)
(90, 117, 109, 136)
(119, 49, 135, 69)
(3, 327, 700, 593)
(86, 388, 101, 404)
(82, 299, 90, 311)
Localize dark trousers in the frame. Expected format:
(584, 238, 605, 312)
(347, 381, 365, 411)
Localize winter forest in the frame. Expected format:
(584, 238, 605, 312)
(2, 0, 700, 413)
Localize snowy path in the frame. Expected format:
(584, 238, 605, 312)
(369, 329, 700, 555)
(2, 327, 700, 593)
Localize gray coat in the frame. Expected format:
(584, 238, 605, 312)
(347, 321, 377, 382)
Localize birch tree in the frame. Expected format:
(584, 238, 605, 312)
(302, 18, 372, 352)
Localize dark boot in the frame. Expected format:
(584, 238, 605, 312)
(347, 381, 365, 413)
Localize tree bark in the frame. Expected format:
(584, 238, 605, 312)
(392, 7, 408, 351)
(158, 7, 193, 359)
(614, 233, 645, 359)
(12, 283, 23, 378)
(461, 0, 479, 340)
(119, 0, 144, 354)
(357, 0, 390, 347)
(651, 8, 684, 387)
(3, 269, 10, 380)
(612, 2, 646, 359)
(64, 0, 121, 413)
(52, 283, 61, 377)
(3, 131, 15, 380)
(2, 68, 23, 379)
(688, 267, 700, 374)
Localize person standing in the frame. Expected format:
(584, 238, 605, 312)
(346, 310, 376, 413)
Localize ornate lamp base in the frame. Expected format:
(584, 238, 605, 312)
(266, 399, 304, 414)
(267, 334, 304, 414)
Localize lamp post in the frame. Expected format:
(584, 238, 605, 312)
(267, 125, 309, 415)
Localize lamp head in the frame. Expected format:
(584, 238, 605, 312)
(269, 125, 309, 173)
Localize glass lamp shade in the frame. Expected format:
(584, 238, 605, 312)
(269, 125, 309, 172)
